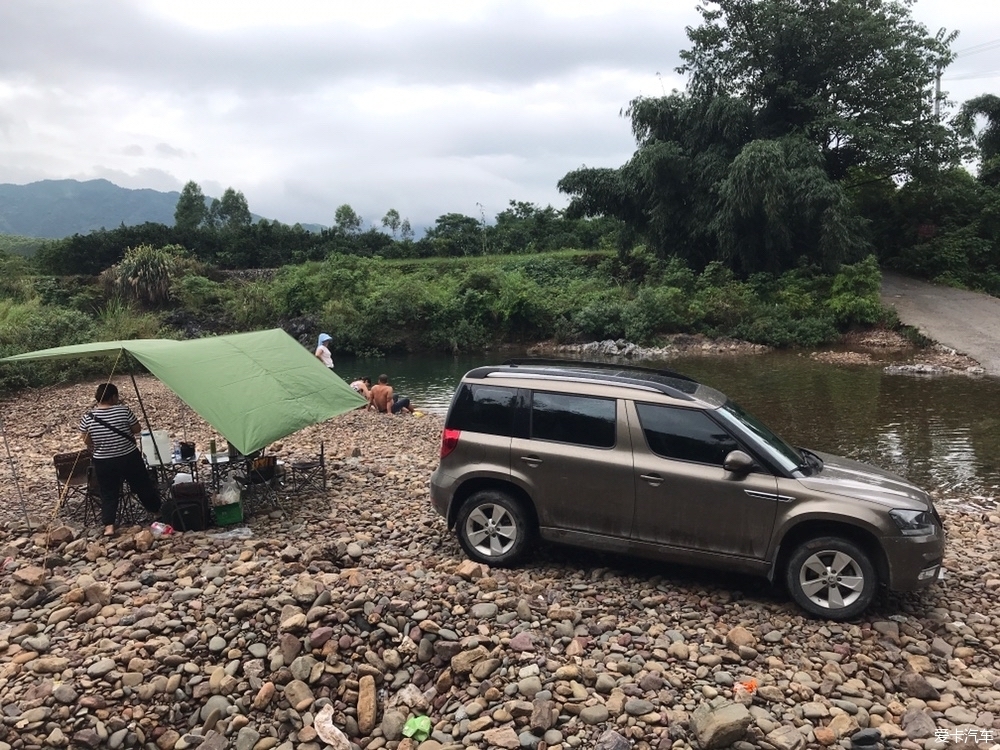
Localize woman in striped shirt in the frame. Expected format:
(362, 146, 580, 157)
(79, 383, 161, 537)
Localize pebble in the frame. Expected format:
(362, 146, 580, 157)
(0, 391, 996, 750)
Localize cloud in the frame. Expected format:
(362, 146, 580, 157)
(0, 0, 996, 228)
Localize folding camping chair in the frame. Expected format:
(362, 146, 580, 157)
(239, 454, 281, 515)
(53, 449, 100, 525)
(289, 441, 326, 495)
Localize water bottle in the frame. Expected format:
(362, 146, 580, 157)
(172, 442, 181, 463)
(150, 521, 174, 536)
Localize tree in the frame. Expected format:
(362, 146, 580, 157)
(400, 219, 414, 241)
(679, 0, 958, 179)
(420, 214, 482, 256)
(560, 0, 961, 274)
(210, 188, 252, 229)
(174, 181, 208, 232)
(381, 208, 402, 237)
(334, 204, 363, 234)
(956, 94, 1000, 186)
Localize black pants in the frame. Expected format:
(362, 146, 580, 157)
(92, 449, 161, 526)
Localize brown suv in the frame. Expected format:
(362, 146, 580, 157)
(430, 360, 945, 620)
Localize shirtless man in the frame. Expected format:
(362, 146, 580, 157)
(368, 374, 414, 415)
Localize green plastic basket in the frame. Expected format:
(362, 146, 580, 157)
(213, 502, 243, 526)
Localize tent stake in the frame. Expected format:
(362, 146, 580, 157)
(0, 413, 33, 532)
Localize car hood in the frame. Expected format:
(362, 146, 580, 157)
(795, 450, 933, 510)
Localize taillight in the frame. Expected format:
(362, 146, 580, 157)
(440, 428, 460, 459)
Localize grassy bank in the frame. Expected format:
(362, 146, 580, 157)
(0, 248, 890, 393)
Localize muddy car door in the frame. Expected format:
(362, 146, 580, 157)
(510, 391, 635, 540)
(627, 401, 779, 560)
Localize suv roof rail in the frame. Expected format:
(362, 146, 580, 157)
(501, 357, 697, 383)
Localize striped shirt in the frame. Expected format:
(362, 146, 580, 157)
(79, 404, 139, 459)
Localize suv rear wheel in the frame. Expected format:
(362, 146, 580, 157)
(456, 489, 531, 567)
(786, 537, 876, 620)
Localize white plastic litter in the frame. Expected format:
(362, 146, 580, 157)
(314, 704, 350, 749)
(208, 527, 253, 541)
(219, 474, 241, 505)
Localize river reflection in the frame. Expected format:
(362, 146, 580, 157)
(338, 351, 1000, 504)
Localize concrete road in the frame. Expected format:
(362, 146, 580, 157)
(881, 272, 1000, 376)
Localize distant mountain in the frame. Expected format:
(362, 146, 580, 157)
(0, 179, 325, 239)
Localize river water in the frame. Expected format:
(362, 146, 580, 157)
(339, 351, 1000, 507)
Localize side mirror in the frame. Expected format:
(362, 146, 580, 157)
(724, 450, 756, 475)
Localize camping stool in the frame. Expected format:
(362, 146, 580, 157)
(290, 442, 326, 495)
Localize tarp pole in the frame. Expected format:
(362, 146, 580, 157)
(0, 413, 34, 532)
(127, 355, 167, 467)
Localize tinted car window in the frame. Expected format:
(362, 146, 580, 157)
(636, 403, 739, 465)
(531, 393, 616, 448)
(447, 384, 517, 437)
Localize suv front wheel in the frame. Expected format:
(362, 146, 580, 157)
(456, 489, 532, 567)
(785, 537, 877, 620)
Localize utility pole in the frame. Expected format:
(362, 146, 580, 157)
(476, 202, 488, 255)
(934, 65, 942, 119)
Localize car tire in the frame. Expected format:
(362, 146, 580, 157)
(456, 489, 532, 567)
(785, 536, 877, 620)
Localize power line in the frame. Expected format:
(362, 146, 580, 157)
(955, 39, 1000, 57)
(944, 68, 1000, 82)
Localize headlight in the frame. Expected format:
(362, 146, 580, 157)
(889, 509, 936, 536)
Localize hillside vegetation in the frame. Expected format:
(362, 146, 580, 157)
(0, 240, 888, 394)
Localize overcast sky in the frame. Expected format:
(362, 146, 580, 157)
(1, 1, 998, 231)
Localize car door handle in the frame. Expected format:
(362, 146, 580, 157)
(520, 455, 542, 467)
(640, 473, 664, 486)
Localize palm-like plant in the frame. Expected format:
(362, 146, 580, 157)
(108, 244, 176, 307)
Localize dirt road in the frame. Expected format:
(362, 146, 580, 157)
(881, 272, 1000, 376)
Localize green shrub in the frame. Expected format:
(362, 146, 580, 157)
(0, 303, 99, 393)
(573, 297, 628, 340)
(171, 275, 229, 311)
(826, 255, 887, 327)
(95, 297, 164, 341)
(228, 280, 279, 328)
(733, 310, 839, 347)
(624, 286, 689, 343)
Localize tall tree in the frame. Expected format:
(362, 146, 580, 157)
(334, 204, 363, 234)
(381, 208, 402, 237)
(679, 0, 958, 179)
(211, 188, 252, 229)
(174, 181, 208, 232)
(560, 0, 961, 273)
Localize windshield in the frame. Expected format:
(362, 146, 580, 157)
(715, 399, 804, 474)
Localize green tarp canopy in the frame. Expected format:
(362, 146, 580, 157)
(1, 329, 366, 454)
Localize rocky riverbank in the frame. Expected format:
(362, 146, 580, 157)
(530, 330, 985, 376)
(1, 378, 999, 750)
